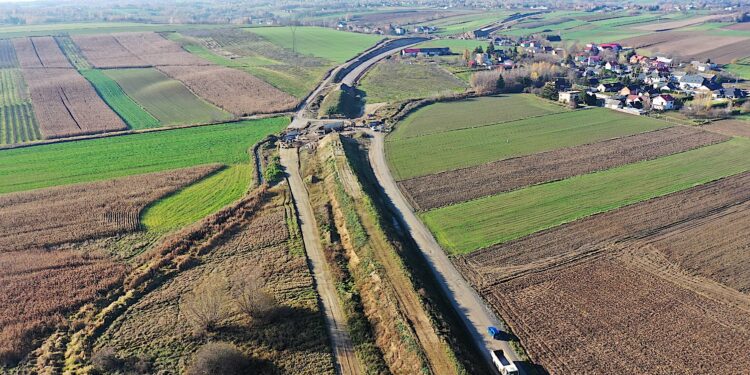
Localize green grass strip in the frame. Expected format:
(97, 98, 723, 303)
(0, 117, 288, 194)
(421, 137, 750, 255)
(81, 69, 160, 130)
(142, 164, 252, 232)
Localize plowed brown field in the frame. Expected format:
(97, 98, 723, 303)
(11, 37, 72, 68)
(702, 119, 750, 137)
(113, 32, 210, 66)
(21, 67, 127, 138)
(618, 32, 750, 64)
(0, 165, 218, 252)
(455, 172, 750, 374)
(70, 34, 148, 68)
(400, 126, 728, 210)
(156, 65, 298, 115)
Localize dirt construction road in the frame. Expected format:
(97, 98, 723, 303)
(367, 132, 524, 374)
(280, 148, 363, 375)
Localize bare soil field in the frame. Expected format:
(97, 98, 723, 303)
(0, 165, 218, 252)
(21, 67, 127, 138)
(723, 22, 750, 30)
(95, 187, 334, 374)
(618, 32, 750, 63)
(400, 126, 728, 211)
(455, 172, 750, 374)
(113, 32, 210, 66)
(70, 34, 147, 68)
(703, 119, 750, 137)
(633, 14, 727, 31)
(156, 65, 298, 115)
(0, 249, 126, 365)
(11, 37, 72, 68)
(483, 254, 750, 374)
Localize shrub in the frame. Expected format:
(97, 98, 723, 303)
(232, 266, 278, 323)
(91, 347, 123, 373)
(182, 274, 231, 334)
(186, 342, 252, 375)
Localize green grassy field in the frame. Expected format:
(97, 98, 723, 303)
(0, 117, 288, 194)
(104, 68, 232, 126)
(386, 106, 671, 180)
(424, 11, 512, 35)
(359, 60, 467, 103)
(422, 137, 750, 255)
(246, 26, 382, 63)
(0, 68, 40, 145)
(80, 69, 160, 130)
(389, 95, 567, 140)
(142, 164, 252, 232)
(725, 63, 750, 80)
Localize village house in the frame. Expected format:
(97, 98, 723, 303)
(597, 82, 624, 92)
(652, 94, 676, 110)
(400, 47, 451, 57)
(558, 90, 581, 104)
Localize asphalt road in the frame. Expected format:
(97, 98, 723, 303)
(367, 131, 524, 375)
(280, 148, 363, 375)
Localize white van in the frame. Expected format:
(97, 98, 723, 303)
(490, 349, 519, 375)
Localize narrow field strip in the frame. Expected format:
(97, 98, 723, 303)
(0, 68, 40, 145)
(141, 164, 253, 232)
(386, 108, 671, 180)
(422, 137, 750, 255)
(80, 69, 160, 129)
(0, 117, 288, 194)
(399, 126, 729, 211)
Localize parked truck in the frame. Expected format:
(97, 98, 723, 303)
(491, 349, 519, 375)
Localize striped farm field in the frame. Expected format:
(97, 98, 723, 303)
(0, 117, 289, 194)
(142, 164, 253, 232)
(0, 39, 18, 68)
(386, 106, 671, 180)
(80, 69, 159, 130)
(0, 68, 39, 145)
(104, 68, 232, 126)
(421, 137, 750, 255)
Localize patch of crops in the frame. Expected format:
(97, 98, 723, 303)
(0, 68, 39, 144)
(80, 69, 159, 129)
(142, 164, 253, 232)
(0, 39, 18, 68)
(12, 37, 72, 68)
(423, 138, 750, 254)
(54, 35, 92, 70)
(0, 117, 289, 194)
(104, 68, 232, 126)
(386, 107, 670, 180)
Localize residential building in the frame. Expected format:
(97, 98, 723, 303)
(558, 90, 581, 104)
(652, 94, 676, 110)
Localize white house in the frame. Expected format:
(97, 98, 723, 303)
(652, 94, 675, 110)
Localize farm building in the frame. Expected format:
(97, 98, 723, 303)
(558, 91, 581, 104)
(401, 47, 451, 57)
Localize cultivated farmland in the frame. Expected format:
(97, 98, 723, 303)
(20, 67, 127, 138)
(104, 68, 232, 126)
(156, 65, 297, 115)
(456, 172, 750, 374)
(0, 165, 218, 252)
(400, 126, 729, 211)
(617, 31, 750, 64)
(246, 26, 382, 63)
(0, 68, 40, 144)
(12, 36, 72, 68)
(0, 39, 17, 68)
(422, 137, 750, 254)
(80, 69, 160, 129)
(359, 58, 468, 103)
(0, 117, 288, 194)
(386, 106, 671, 180)
(70, 34, 148, 68)
(702, 119, 750, 137)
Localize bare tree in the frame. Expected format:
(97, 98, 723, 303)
(232, 265, 277, 323)
(182, 273, 231, 334)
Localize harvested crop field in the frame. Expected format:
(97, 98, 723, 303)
(0, 165, 218, 252)
(70, 34, 148, 68)
(455, 172, 750, 373)
(0, 40, 17, 68)
(114, 32, 209, 67)
(399, 126, 729, 210)
(702, 119, 750, 137)
(11, 37, 72, 68)
(618, 32, 750, 64)
(633, 14, 727, 31)
(104, 68, 232, 125)
(156, 65, 297, 115)
(0, 249, 126, 365)
(423, 138, 750, 254)
(387, 107, 671, 180)
(20, 67, 127, 138)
